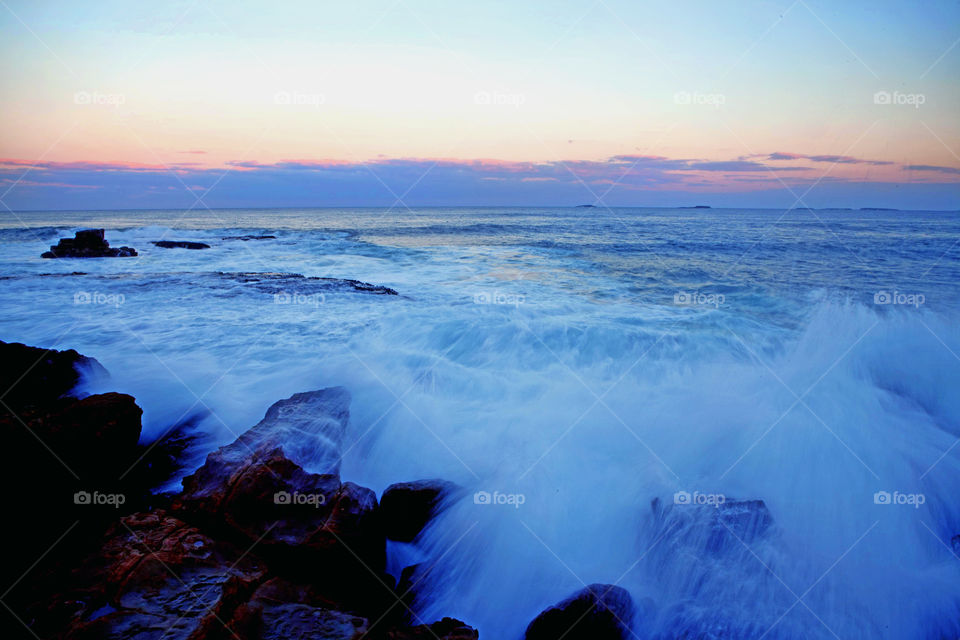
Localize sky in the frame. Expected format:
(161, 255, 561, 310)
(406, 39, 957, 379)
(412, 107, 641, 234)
(1, 0, 958, 210)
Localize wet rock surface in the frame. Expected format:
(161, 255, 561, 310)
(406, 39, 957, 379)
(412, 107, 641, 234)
(525, 584, 634, 640)
(42, 229, 137, 258)
(4, 341, 475, 639)
(381, 479, 460, 542)
(152, 240, 211, 249)
(218, 271, 399, 295)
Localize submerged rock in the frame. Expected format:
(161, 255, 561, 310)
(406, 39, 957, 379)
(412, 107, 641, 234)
(387, 617, 479, 639)
(218, 271, 399, 295)
(42, 229, 137, 258)
(222, 234, 276, 241)
(525, 583, 635, 640)
(381, 479, 460, 542)
(650, 496, 774, 553)
(152, 240, 211, 249)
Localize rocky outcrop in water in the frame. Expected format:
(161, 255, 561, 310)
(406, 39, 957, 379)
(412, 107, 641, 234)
(152, 240, 211, 249)
(525, 584, 634, 640)
(218, 272, 399, 295)
(222, 235, 276, 241)
(3, 341, 475, 639)
(381, 479, 460, 542)
(42, 229, 137, 258)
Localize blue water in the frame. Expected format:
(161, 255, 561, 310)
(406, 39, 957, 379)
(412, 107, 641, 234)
(1, 207, 959, 638)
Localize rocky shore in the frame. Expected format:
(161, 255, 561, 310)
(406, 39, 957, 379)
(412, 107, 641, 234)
(1, 340, 478, 639)
(2, 339, 734, 639)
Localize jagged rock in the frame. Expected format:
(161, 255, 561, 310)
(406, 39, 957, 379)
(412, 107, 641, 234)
(224, 577, 370, 640)
(0, 340, 107, 410)
(386, 617, 479, 639)
(42, 229, 137, 258)
(381, 479, 460, 542)
(218, 271, 398, 295)
(525, 584, 634, 640)
(27, 510, 267, 640)
(2, 392, 143, 480)
(152, 240, 211, 250)
(172, 389, 388, 612)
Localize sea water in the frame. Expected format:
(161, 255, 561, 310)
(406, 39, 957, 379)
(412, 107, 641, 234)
(1, 206, 958, 638)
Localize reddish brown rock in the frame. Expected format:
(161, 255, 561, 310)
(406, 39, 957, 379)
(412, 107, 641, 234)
(172, 389, 389, 614)
(27, 510, 266, 640)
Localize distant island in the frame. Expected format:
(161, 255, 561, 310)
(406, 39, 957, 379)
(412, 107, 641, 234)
(679, 205, 711, 209)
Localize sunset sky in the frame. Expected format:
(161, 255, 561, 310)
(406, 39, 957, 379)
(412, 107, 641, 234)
(1, 0, 958, 210)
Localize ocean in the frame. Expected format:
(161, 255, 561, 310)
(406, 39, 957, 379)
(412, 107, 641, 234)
(1, 206, 959, 638)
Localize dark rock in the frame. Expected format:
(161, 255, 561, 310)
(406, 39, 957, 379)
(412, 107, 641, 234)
(26, 510, 267, 640)
(381, 479, 460, 542)
(525, 583, 634, 640)
(0, 340, 107, 410)
(387, 617, 479, 639)
(952, 534, 960, 556)
(218, 271, 399, 296)
(42, 229, 137, 258)
(222, 235, 277, 241)
(152, 240, 211, 250)
(172, 388, 389, 613)
(2, 392, 143, 479)
(223, 577, 370, 639)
